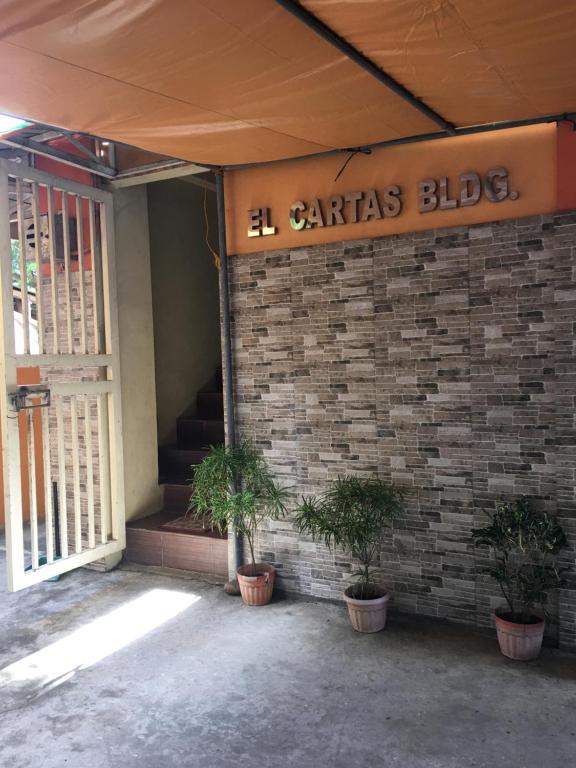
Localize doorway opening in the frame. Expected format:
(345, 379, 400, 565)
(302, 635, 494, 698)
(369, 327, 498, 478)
(126, 176, 227, 577)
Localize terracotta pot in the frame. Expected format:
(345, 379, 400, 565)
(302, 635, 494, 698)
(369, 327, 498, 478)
(343, 587, 390, 633)
(236, 563, 275, 606)
(494, 611, 545, 661)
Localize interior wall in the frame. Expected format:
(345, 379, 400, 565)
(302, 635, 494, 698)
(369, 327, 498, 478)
(114, 187, 162, 522)
(148, 179, 221, 446)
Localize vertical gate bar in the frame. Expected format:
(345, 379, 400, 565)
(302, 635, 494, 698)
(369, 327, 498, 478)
(0, 165, 26, 590)
(27, 409, 39, 569)
(84, 395, 95, 548)
(75, 196, 88, 353)
(41, 404, 54, 563)
(100, 196, 124, 545)
(52, 480, 61, 559)
(96, 392, 111, 544)
(70, 396, 82, 553)
(61, 191, 73, 353)
(46, 187, 60, 355)
(31, 183, 45, 354)
(15, 178, 30, 354)
(55, 394, 69, 558)
(88, 200, 101, 354)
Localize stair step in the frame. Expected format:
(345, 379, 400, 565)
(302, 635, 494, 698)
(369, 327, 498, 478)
(196, 391, 223, 420)
(125, 511, 228, 577)
(159, 445, 208, 481)
(207, 368, 223, 394)
(163, 482, 192, 514)
(177, 418, 224, 450)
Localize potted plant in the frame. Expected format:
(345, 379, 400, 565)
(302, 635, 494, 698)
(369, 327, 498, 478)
(294, 476, 404, 633)
(472, 497, 568, 660)
(191, 441, 289, 606)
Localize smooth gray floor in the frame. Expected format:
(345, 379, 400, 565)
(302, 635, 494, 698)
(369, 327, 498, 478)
(0, 548, 574, 768)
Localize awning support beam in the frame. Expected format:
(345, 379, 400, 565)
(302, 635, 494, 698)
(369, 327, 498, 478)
(227, 112, 576, 170)
(275, 0, 456, 136)
(0, 134, 117, 178)
(59, 132, 103, 165)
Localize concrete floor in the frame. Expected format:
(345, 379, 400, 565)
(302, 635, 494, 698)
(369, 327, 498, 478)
(0, 549, 575, 768)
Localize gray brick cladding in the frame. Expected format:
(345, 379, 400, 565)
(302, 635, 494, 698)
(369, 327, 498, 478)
(227, 213, 576, 651)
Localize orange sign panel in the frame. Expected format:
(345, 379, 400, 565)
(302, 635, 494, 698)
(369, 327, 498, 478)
(225, 125, 558, 255)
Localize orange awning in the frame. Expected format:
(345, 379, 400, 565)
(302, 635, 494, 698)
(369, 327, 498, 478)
(0, 0, 575, 167)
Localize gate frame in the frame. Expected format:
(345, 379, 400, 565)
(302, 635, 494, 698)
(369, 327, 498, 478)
(0, 159, 125, 591)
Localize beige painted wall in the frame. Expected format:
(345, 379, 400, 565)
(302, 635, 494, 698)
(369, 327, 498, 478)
(148, 179, 221, 446)
(114, 187, 162, 522)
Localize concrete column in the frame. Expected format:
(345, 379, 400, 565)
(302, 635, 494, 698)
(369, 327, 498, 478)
(114, 186, 162, 523)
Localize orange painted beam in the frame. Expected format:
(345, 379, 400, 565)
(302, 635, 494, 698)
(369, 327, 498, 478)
(225, 124, 559, 255)
(556, 120, 576, 211)
(0, 368, 45, 528)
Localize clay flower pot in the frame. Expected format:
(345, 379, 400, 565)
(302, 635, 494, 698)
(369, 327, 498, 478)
(236, 563, 275, 606)
(494, 611, 545, 661)
(343, 587, 390, 633)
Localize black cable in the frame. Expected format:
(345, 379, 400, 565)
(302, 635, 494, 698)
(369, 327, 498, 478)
(334, 148, 372, 182)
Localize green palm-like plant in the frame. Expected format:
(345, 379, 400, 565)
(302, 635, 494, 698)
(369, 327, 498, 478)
(190, 441, 289, 570)
(472, 497, 568, 623)
(294, 476, 404, 599)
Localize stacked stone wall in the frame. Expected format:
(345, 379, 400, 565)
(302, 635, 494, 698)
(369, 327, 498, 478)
(228, 213, 576, 650)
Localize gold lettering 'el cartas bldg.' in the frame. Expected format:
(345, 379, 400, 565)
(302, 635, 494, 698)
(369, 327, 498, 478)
(247, 167, 518, 237)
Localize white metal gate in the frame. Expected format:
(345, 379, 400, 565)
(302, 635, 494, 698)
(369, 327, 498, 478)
(0, 159, 125, 591)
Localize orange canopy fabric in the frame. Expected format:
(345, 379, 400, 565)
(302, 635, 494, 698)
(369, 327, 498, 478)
(0, 0, 575, 166)
(304, 0, 576, 126)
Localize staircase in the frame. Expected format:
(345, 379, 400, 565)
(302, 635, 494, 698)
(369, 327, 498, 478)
(159, 381, 224, 506)
(125, 373, 228, 577)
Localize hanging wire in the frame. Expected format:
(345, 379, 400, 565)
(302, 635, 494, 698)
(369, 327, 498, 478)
(203, 182, 220, 270)
(334, 147, 372, 182)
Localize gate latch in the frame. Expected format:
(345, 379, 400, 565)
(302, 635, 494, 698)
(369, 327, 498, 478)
(8, 386, 51, 413)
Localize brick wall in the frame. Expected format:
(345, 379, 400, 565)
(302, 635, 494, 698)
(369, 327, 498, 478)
(228, 212, 576, 650)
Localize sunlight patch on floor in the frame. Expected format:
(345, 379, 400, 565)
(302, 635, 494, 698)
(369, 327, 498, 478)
(0, 588, 200, 696)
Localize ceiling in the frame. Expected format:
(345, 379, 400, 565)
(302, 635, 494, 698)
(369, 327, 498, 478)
(0, 0, 574, 167)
